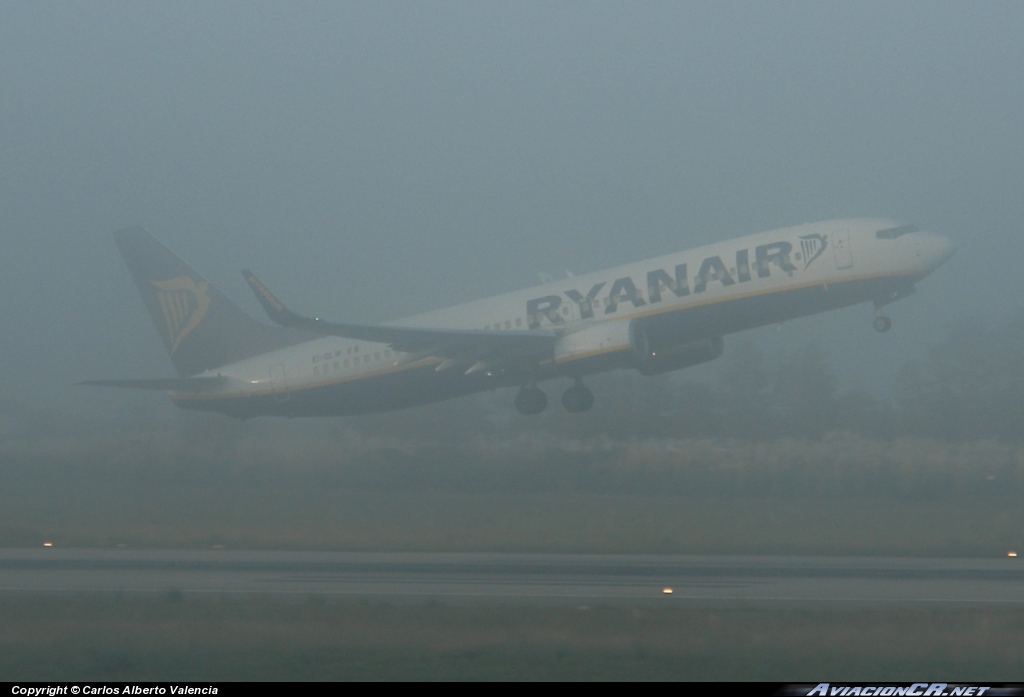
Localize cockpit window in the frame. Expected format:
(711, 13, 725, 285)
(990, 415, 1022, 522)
(876, 224, 918, 239)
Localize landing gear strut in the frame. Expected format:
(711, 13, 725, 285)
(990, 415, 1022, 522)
(872, 286, 913, 333)
(561, 379, 595, 413)
(514, 383, 548, 415)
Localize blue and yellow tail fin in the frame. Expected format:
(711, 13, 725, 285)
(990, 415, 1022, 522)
(114, 227, 310, 376)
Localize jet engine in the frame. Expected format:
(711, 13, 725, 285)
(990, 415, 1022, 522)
(629, 317, 723, 376)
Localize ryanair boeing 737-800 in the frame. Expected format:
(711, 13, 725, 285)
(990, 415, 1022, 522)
(83, 219, 953, 417)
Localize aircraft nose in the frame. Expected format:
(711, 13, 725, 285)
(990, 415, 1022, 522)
(917, 232, 956, 271)
(932, 234, 956, 265)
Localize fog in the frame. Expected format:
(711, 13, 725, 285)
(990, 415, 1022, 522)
(4, 5, 1024, 678)
(1, 2, 1022, 420)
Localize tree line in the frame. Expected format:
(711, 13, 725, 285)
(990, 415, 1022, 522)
(584, 309, 1023, 442)
(4, 310, 1020, 445)
(354, 309, 1024, 443)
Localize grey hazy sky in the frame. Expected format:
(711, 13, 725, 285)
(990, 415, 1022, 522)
(2, 1, 1022, 416)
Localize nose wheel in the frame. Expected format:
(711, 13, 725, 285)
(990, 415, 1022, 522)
(514, 383, 548, 415)
(872, 299, 893, 333)
(561, 379, 595, 413)
(872, 305, 897, 333)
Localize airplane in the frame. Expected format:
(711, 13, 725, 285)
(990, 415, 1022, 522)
(83, 218, 954, 418)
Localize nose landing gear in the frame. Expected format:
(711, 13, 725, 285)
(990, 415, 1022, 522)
(873, 300, 892, 332)
(872, 285, 914, 333)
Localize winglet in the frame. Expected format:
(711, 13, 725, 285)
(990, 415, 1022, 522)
(242, 270, 305, 328)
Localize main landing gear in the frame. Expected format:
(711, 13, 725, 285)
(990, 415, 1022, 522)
(561, 379, 595, 413)
(514, 383, 548, 415)
(514, 379, 595, 415)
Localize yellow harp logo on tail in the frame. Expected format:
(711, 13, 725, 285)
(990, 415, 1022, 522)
(150, 277, 211, 354)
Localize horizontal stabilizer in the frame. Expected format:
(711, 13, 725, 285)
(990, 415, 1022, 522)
(78, 376, 236, 393)
(242, 270, 559, 360)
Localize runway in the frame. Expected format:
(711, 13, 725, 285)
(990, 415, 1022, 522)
(1, 548, 1022, 605)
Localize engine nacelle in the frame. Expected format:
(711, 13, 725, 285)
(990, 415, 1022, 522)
(629, 318, 724, 376)
(553, 318, 632, 363)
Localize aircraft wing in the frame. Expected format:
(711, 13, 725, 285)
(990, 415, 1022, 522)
(242, 270, 559, 364)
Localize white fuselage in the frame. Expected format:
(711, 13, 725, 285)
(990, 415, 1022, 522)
(175, 218, 953, 416)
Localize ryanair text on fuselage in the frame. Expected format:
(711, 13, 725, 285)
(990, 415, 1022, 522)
(527, 238, 818, 328)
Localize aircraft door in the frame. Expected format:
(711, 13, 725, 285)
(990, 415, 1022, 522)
(832, 229, 853, 269)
